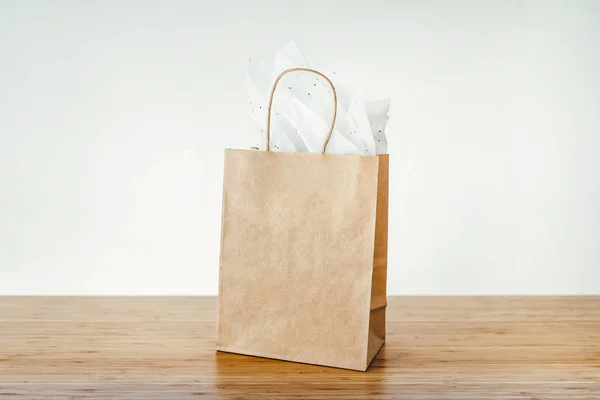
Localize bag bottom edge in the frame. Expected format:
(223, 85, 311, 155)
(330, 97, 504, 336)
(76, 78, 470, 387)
(216, 346, 373, 372)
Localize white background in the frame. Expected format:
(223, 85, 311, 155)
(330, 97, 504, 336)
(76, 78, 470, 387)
(1, 0, 599, 295)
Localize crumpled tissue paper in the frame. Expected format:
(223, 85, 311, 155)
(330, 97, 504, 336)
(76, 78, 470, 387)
(245, 41, 390, 155)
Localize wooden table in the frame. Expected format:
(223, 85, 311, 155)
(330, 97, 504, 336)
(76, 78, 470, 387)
(0, 296, 598, 399)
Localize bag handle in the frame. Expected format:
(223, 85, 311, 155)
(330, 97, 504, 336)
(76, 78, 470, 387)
(266, 68, 338, 155)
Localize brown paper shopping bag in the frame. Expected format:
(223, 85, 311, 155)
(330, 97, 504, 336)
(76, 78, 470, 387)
(217, 68, 388, 371)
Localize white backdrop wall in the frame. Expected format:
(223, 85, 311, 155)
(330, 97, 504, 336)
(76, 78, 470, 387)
(1, 0, 599, 295)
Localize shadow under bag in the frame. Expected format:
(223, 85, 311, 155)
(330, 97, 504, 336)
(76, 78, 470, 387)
(216, 68, 389, 371)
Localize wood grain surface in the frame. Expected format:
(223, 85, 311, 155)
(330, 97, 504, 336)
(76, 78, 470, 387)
(0, 296, 598, 399)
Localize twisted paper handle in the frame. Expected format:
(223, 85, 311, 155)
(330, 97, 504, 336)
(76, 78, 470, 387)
(266, 68, 338, 154)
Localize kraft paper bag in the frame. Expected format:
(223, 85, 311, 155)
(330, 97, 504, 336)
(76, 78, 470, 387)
(217, 68, 388, 371)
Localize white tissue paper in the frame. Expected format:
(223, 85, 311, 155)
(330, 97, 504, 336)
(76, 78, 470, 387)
(246, 41, 390, 155)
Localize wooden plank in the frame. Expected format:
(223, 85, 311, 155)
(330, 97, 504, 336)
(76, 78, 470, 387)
(0, 296, 598, 399)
